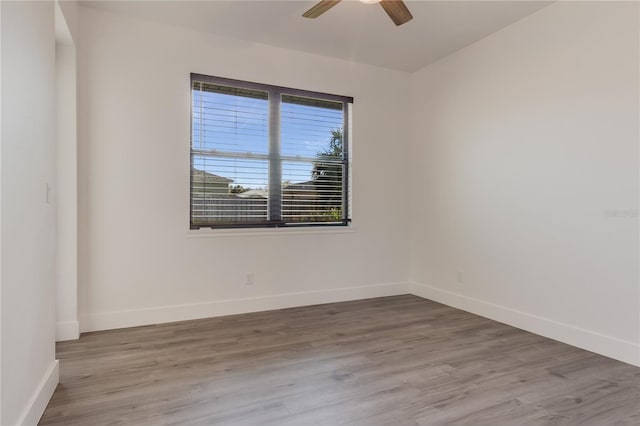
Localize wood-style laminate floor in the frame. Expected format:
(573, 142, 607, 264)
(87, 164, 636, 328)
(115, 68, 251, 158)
(40, 295, 640, 425)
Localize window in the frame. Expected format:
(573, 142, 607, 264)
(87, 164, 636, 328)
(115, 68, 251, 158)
(190, 74, 352, 229)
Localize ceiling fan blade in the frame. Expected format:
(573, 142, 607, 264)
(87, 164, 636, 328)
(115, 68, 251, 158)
(380, 0, 413, 26)
(302, 0, 341, 19)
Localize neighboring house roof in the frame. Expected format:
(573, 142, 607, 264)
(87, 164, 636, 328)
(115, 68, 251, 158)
(282, 180, 320, 200)
(283, 180, 315, 190)
(191, 168, 233, 184)
(236, 189, 268, 199)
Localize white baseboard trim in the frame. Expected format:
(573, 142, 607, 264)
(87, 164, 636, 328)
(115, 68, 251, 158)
(410, 281, 640, 367)
(56, 320, 80, 341)
(16, 359, 59, 426)
(80, 282, 410, 333)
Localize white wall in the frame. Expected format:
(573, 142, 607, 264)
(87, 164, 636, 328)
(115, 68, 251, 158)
(55, 1, 79, 341)
(410, 1, 639, 365)
(1, 1, 59, 424)
(77, 6, 412, 331)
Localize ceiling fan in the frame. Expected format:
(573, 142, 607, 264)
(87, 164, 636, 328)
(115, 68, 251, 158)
(303, 0, 413, 26)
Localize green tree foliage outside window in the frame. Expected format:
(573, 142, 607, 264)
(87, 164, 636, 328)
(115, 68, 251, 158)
(311, 128, 344, 221)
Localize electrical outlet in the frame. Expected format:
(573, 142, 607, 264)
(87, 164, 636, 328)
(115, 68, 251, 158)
(457, 271, 463, 283)
(245, 272, 254, 285)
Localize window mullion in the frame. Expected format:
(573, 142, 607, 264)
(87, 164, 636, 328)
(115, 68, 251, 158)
(268, 89, 282, 223)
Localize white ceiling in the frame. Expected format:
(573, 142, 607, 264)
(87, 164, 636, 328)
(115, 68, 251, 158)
(82, 0, 551, 72)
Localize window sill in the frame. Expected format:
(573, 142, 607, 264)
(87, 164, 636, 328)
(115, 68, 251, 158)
(185, 225, 357, 238)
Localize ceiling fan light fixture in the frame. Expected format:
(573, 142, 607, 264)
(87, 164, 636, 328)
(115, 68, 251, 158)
(303, 0, 413, 26)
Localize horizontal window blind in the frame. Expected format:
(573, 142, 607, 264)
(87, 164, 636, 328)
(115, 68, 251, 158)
(281, 95, 345, 223)
(191, 81, 270, 226)
(190, 74, 352, 229)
